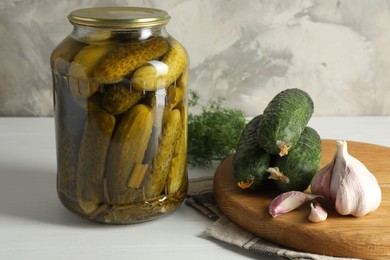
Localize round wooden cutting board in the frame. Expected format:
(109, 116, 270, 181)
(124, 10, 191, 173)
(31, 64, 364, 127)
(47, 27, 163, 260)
(213, 140, 390, 259)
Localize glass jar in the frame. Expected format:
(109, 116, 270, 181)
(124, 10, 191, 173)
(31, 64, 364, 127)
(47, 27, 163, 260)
(50, 7, 189, 224)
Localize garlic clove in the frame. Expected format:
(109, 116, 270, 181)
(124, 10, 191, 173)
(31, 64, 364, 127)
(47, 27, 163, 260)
(269, 191, 321, 217)
(308, 203, 328, 223)
(310, 162, 334, 205)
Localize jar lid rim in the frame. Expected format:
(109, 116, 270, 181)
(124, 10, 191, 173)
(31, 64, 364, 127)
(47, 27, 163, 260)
(68, 7, 170, 28)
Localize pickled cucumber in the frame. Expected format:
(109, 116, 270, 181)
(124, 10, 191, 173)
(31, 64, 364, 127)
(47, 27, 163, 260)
(56, 118, 78, 201)
(50, 36, 86, 75)
(76, 107, 115, 214)
(233, 115, 272, 190)
(166, 84, 183, 110)
(177, 70, 189, 90)
(257, 88, 313, 156)
(68, 44, 114, 104)
(132, 40, 188, 91)
(145, 109, 182, 198)
(167, 123, 187, 194)
(167, 79, 188, 193)
(105, 104, 153, 205)
(93, 37, 168, 84)
(54, 71, 87, 212)
(102, 84, 142, 114)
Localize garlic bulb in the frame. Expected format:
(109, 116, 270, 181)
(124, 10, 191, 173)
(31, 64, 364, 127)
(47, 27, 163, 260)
(308, 203, 328, 223)
(311, 140, 382, 217)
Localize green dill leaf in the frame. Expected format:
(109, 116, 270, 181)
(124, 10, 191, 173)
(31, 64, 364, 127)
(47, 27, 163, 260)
(188, 91, 246, 167)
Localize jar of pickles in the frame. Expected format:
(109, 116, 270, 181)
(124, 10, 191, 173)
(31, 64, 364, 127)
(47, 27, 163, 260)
(50, 7, 189, 224)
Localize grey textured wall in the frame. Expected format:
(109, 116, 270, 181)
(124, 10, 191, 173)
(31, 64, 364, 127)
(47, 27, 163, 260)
(1, 0, 390, 116)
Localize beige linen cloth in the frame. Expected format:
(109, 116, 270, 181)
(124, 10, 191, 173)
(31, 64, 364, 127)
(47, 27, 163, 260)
(185, 177, 362, 260)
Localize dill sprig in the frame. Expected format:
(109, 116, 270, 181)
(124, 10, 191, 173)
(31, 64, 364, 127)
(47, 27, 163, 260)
(188, 90, 247, 167)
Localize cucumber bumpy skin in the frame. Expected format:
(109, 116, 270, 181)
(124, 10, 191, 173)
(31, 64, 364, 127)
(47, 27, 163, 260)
(68, 44, 115, 104)
(76, 107, 115, 215)
(131, 40, 188, 91)
(257, 88, 314, 157)
(167, 120, 187, 194)
(93, 37, 168, 84)
(102, 85, 142, 115)
(56, 118, 79, 204)
(105, 104, 153, 205)
(51, 36, 87, 75)
(167, 84, 183, 111)
(144, 109, 182, 198)
(233, 115, 272, 190)
(267, 126, 322, 192)
(54, 72, 89, 213)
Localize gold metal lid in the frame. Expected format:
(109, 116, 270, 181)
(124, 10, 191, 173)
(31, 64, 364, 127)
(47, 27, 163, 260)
(68, 7, 170, 28)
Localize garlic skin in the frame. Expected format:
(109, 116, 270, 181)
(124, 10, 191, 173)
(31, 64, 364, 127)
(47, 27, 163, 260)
(308, 203, 328, 223)
(309, 163, 333, 205)
(311, 140, 382, 217)
(269, 191, 320, 217)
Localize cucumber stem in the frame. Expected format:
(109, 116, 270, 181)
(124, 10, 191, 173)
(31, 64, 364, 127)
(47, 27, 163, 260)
(266, 167, 290, 183)
(237, 176, 255, 189)
(276, 140, 290, 157)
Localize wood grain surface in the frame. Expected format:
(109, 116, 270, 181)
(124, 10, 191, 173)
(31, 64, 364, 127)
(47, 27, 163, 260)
(213, 140, 390, 259)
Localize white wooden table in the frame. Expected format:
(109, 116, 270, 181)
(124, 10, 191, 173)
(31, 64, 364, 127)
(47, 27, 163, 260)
(0, 117, 389, 260)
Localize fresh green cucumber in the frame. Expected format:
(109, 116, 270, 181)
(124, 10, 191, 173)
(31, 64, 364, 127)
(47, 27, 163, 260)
(233, 115, 272, 190)
(257, 88, 313, 156)
(267, 126, 321, 192)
